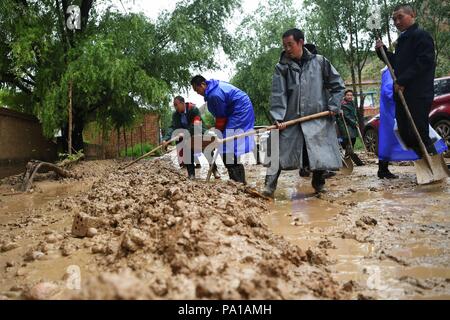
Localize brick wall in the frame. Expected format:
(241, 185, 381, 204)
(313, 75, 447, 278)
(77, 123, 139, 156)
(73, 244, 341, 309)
(84, 113, 160, 159)
(0, 107, 57, 167)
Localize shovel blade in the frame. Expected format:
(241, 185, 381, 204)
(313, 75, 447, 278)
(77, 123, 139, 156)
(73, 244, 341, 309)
(414, 154, 450, 185)
(340, 153, 354, 175)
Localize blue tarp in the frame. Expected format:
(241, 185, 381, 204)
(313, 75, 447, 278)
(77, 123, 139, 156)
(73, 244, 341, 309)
(378, 68, 447, 161)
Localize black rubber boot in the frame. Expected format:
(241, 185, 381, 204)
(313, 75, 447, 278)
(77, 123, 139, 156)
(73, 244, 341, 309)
(186, 164, 196, 180)
(236, 164, 246, 184)
(377, 161, 398, 179)
(299, 167, 311, 177)
(227, 165, 246, 184)
(311, 170, 325, 193)
(262, 171, 281, 198)
(350, 153, 365, 166)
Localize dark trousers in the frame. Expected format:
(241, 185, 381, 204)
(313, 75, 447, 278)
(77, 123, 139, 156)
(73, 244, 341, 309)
(221, 153, 245, 183)
(394, 94, 432, 154)
(340, 138, 356, 150)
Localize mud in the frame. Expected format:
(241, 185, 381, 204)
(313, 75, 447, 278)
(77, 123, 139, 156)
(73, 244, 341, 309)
(0, 156, 341, 300)
(0, 152, 449, 300)
(257, 153, 450, 299)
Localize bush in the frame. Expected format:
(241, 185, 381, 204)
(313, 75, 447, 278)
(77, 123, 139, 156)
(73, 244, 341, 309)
(120, 143, 161, 158)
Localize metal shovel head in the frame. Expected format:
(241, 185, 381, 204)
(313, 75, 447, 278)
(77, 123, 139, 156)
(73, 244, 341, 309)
(413, 154, 450, 185)
(340, 152, 354, 175)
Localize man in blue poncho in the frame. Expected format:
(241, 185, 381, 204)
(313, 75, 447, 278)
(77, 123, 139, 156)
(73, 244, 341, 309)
(191, 75, 255, 184)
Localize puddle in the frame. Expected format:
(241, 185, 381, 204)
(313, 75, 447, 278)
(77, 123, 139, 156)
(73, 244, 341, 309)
(258, 164, 450, 299)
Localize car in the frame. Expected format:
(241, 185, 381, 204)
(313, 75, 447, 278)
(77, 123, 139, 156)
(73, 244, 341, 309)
(363, 92, 450, 157)
(434, 76, 450, 97)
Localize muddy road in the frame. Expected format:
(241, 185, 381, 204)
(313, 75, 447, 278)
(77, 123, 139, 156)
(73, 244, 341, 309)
(0, 152, 449, 299)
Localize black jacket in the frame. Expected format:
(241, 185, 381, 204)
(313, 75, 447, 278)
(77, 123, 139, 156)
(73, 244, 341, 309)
(377, 23, 435, 100)
(163, 103, 206, 141)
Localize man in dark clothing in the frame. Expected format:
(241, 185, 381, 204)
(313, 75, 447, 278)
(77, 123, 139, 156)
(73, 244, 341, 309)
(375, 3, 436, 157)
(162, 96, 219, 179)
(336, 89, 364, 166)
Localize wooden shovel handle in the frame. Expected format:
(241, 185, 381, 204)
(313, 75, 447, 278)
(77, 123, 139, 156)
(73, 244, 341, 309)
(120, 135, 180, 169)
(216, 111, 332, 144)
(377, 37, 433, 169)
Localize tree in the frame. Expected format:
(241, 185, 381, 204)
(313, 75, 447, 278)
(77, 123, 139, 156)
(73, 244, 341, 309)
(0, 0, 240, 152)
(379, 0, 450, 77)
(304, 0, 375, 125)
(230, 0, 299, 125)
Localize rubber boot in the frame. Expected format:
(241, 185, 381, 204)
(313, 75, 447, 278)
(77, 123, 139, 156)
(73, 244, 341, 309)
(262, 170, 281, 198)
(377, 160, 398, 179)
(186, 164, 196, 180)
(236, 164, 246, 184)
(350, 153, 364, 166)
(311, 170, 325, 193)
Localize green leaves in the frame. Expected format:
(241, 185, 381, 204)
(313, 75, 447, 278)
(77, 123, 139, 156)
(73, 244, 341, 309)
(1, 0, 240, 145)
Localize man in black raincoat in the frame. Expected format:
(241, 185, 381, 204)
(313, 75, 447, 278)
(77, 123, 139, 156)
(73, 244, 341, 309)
(375, 3, 436, 157)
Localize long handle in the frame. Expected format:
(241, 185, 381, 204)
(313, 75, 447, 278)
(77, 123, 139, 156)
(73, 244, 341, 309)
(356, 125, 368, 152)
(377, 38, 433, 170)
(120, 135, 180, 169)
(341, 113, 354, 153)
(216, 111, 331, 145)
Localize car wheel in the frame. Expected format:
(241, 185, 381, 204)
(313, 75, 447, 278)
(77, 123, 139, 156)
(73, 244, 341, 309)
(433, 119, 450, 158)
(363, 128, 378, 154)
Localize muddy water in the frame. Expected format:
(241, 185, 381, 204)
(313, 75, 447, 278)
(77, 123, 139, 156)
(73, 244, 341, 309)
(259, 163, 450, 300)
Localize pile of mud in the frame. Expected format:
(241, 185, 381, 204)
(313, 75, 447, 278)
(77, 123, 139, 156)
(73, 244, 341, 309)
(1, 159, 347, 299)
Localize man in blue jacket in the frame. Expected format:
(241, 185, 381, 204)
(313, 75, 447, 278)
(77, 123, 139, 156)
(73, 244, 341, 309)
(375, 3, 436, 158)
(191, 75, 255, 184)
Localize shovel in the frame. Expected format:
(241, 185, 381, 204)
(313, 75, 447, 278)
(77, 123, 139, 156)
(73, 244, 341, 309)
(340, 112, 356, 173)
(205, 111, 333, 181)
(377, 37, 449, 184)
(120, 135, 181, 170)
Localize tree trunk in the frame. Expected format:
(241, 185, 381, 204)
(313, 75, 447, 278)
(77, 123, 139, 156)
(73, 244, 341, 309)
(123, 127, 127, 158)
(68, 81, 73, 155)
(130, 127, 134, 159)
(117, 128, 120, 158)
(72, 113, 85, 152)
(357, 68, 365, 129)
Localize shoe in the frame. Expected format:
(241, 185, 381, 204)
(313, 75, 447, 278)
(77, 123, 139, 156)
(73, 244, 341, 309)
(262, 173, 280, 198)
(377, 170, 398, 179)
(299, 168, 311, 177)
(312, 170, 325, 193)
(322, 171, 336, 179)
(227, 165, 246, 184)
(350, 153, 365, 166)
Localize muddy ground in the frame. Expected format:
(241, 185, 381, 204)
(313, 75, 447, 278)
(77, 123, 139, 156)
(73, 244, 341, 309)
(0, 152, 449, 300)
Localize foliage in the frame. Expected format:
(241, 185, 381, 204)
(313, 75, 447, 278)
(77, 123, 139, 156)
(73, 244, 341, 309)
(120, 142, 160, 158)
(230, 0, 299, 125)
(0, 0, 241, 151)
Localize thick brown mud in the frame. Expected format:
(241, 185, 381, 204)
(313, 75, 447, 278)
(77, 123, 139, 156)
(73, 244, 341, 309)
(0, 152, 449, 300)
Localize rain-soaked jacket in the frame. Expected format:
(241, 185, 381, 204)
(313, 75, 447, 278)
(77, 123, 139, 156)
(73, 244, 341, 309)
(268, 48, 345, 170)
(204, 79, 255, 156)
